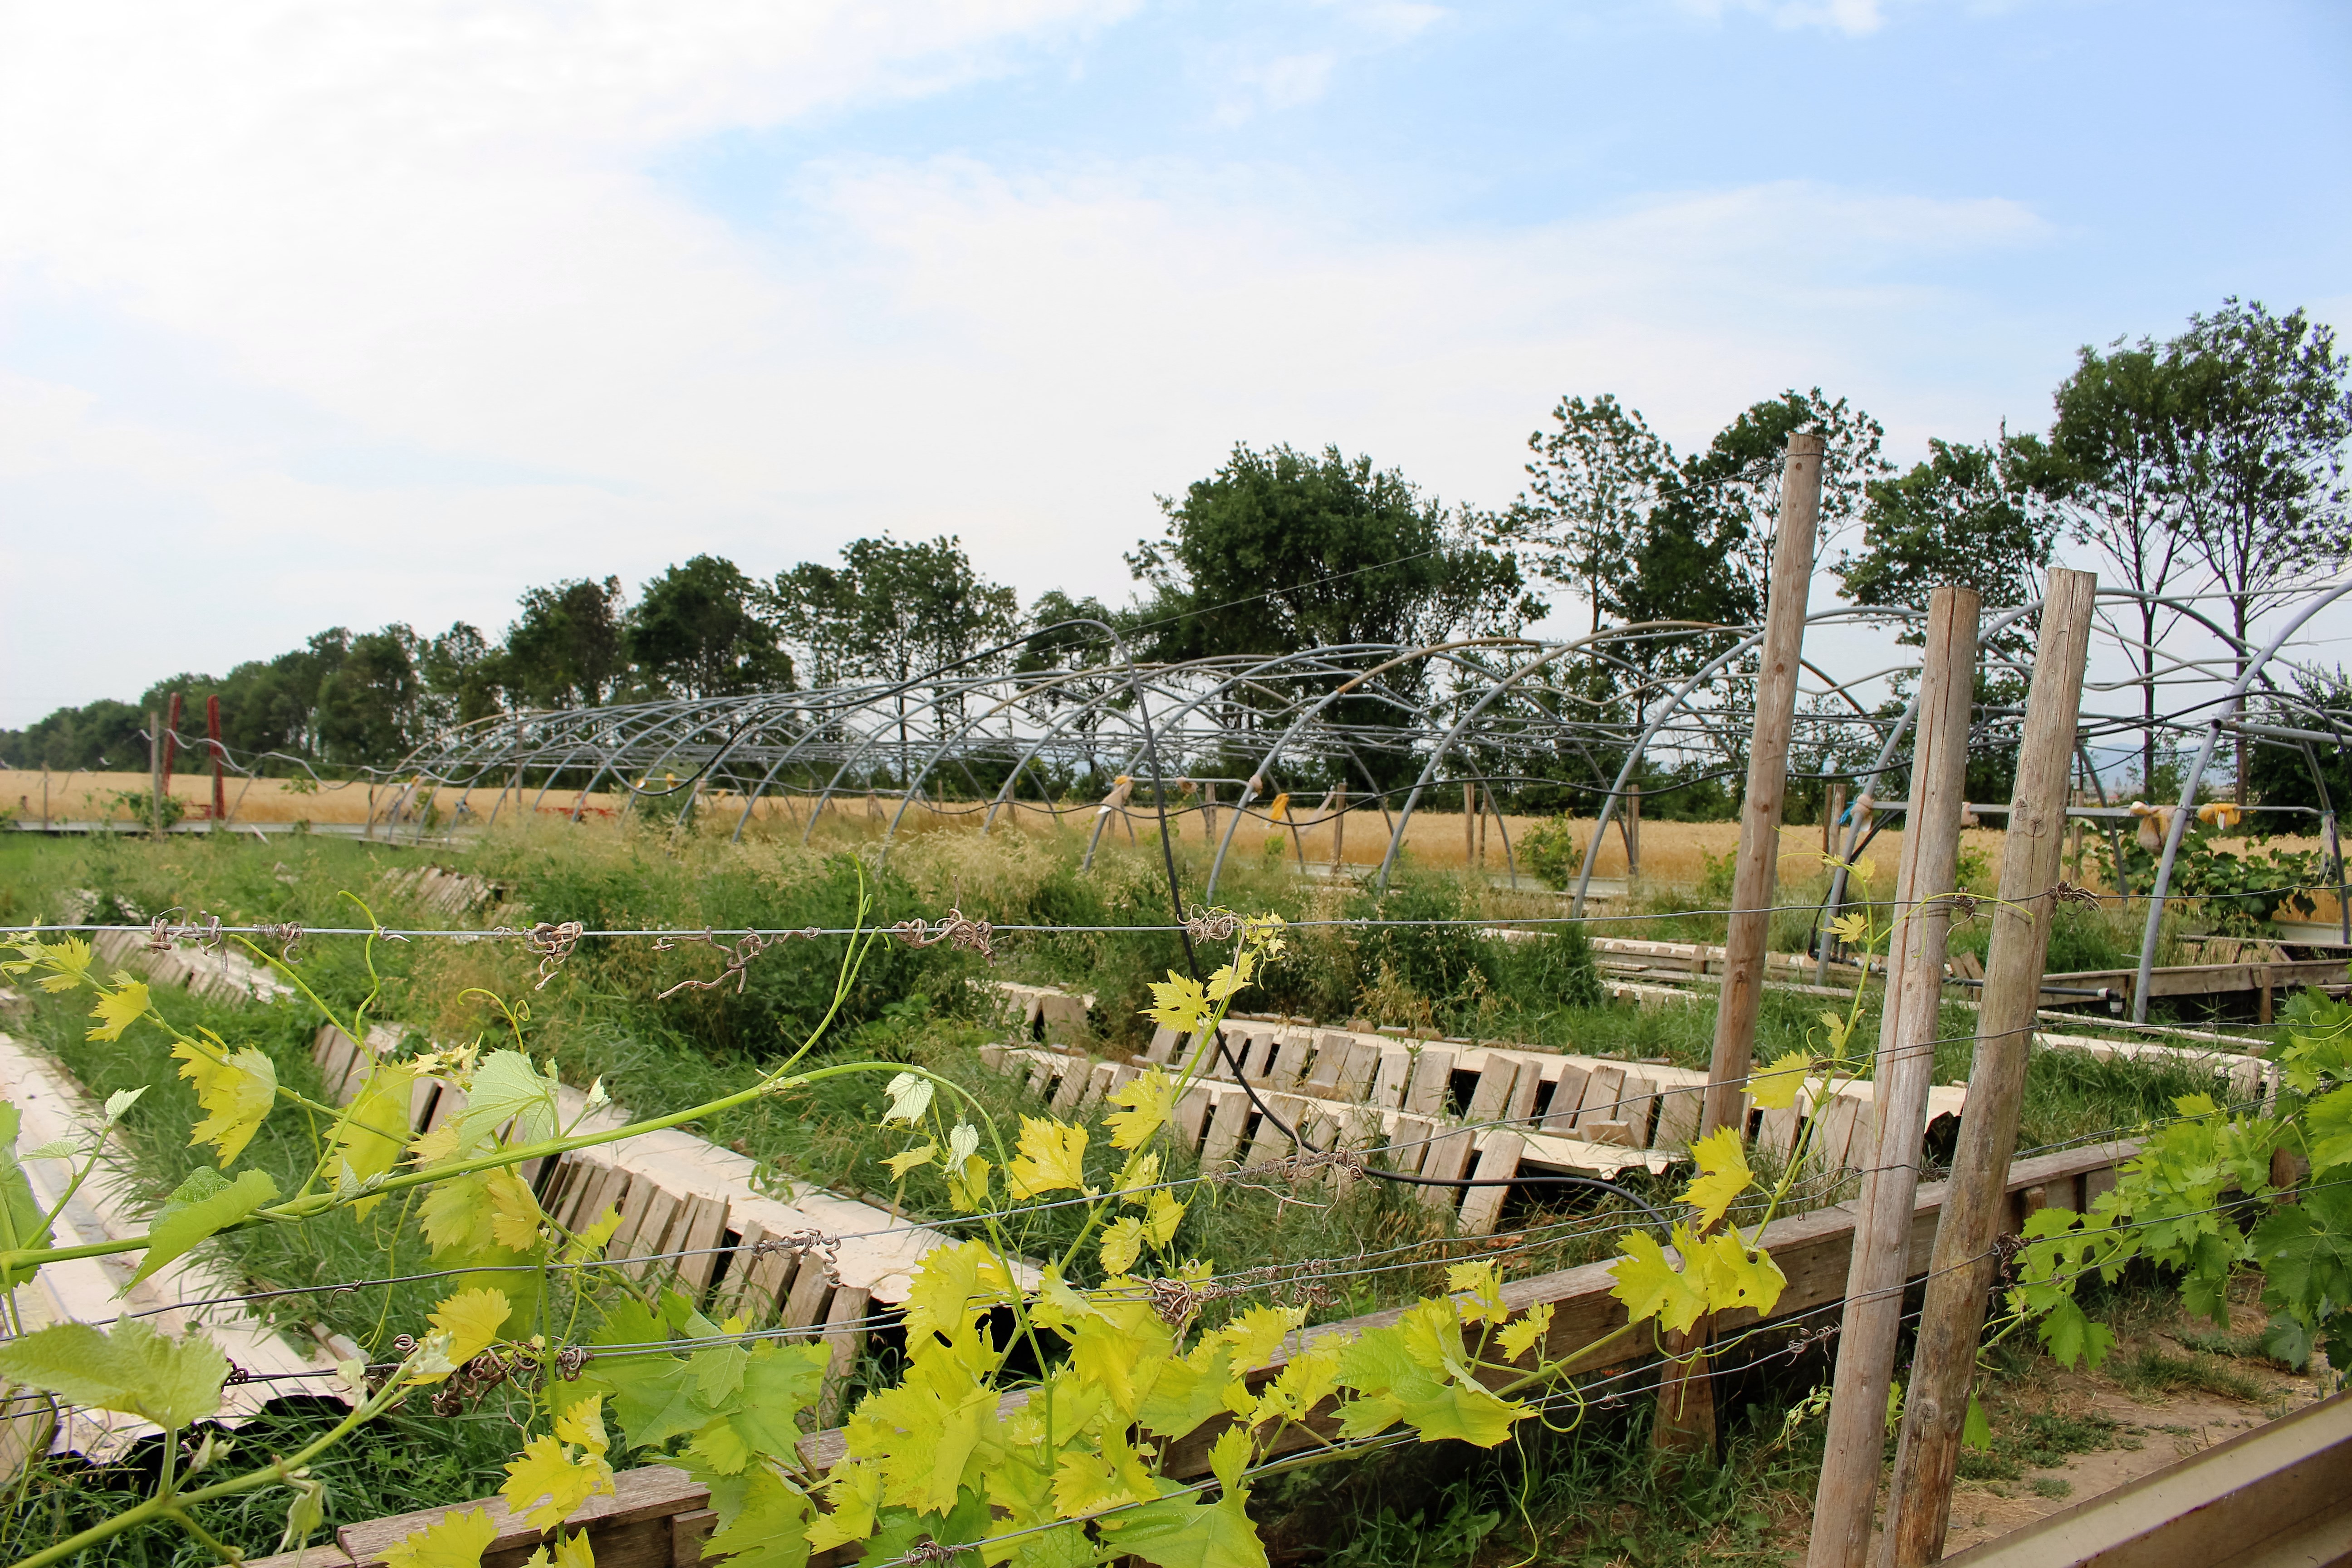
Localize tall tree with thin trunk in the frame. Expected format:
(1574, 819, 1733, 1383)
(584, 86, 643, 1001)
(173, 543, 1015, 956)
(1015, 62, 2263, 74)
(1504, 393, 1668, 635)
(2172, 299, 2352, 801)
(2032, 340, 2199, 794)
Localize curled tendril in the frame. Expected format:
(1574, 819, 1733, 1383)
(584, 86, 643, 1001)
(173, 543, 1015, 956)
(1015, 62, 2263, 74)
(750, 1229, 842, 1286)
(255, 922, 305, 960)
(1182, 905, 1244, 945)
(892, 906, 995, 962)
(2052, 880, 2106, 908)
(523, 920, 585, 990)
(652, 926, 824, 998)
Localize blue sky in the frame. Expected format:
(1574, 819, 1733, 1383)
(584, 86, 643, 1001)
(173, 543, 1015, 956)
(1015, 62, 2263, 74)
(2, 0, 2347, 725)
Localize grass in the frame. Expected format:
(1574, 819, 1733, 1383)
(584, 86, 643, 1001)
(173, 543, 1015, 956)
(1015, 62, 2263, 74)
(0, 825, 2306, 1564)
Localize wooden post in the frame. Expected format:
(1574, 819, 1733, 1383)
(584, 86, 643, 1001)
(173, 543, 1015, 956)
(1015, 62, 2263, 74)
(1656, 429, 1825, 1456)
(1478, 785, 1490, 868)
(207, 694, 226, 831)
(1626, 785, 1641, 879)
(1331, 787, 1347, 869)
(147, 708, 163, 838)
(1701, 430, 1823, 1139)
(1806, 584, 1980, 1568)
(1826, 781, 1845, 858)
(1464, 782, 1477, 869)
(1202, 781, 1218, 846)
(1877, 568, 2096, 1568)
(2327, 811, 2348, 945)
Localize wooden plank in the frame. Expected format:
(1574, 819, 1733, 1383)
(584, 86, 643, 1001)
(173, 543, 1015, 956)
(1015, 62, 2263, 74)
(1145, 1025, 1180, 1064)
(1654, 1084, 1702, 1150)
(1618, 1075, 1658, 1147)
(1264, 1030, 1312, 1093)
(1200, 1087, 1251, 1169)
(1049, 1054, 1091, 1114)
(338, 1465, 709, 1568)
(622, 1189, 683, 1281)
(1304, 1033, 1349, 1097)
(1541, 1063, 1591, 1132)
(1573, 1066, 1625, 1132)
(1417, 1126, 1475, 1210)
(671, 1194, 730, 1298)
(1371, 1046, 1412, 1109)
(1244, 1093, 1305, 1167)
(818, 1285, 871, 1425)
(1457, 1132, 1525, 1235)
(1385, 1114, 1435, 1174)
(1501, 1055, 1543, 1130)
(781, 1256, 832, 1330)
(1173, 1083, 1212, 1149)
(1405, 1048, 1455, 1116)
(1336, 1040, 1380, 1102)
(1462, 1057, 1519, 1126)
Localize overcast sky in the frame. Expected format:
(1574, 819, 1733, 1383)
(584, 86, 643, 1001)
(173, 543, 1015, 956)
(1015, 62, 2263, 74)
(3, 0, 2348, 726)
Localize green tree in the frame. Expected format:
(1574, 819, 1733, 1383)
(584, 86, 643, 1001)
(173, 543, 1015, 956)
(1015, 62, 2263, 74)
(628, 556, 790, 700)
(504, 577, 629, 709)
(1127, 442, 1538, 662)
(1014, 589, 1118, 674)
(314, 626, 424, 765)
(1504, 394, 1667, 635)
(419, 622, 504, 728)
(2033, 338, 2201, 794)
(773, 535, 1019, 692)
(2173, 299, 2352, 799)
(1838, 435, 2055, 647)
(1614, 390, 1890, 634)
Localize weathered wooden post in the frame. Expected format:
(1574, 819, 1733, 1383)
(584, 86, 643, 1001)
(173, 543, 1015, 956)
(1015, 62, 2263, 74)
(1625, 784, 1642, 879)
(1805, 583, 1980, 1568)
(1877, 568, 2096, 1568)
(1464, 781, 1477, 869)
(1331, 786, 1347, 869)
(1655, 428, 1825, 1454)
(206, 694, 226, 831)
(147, 708, 163, 838)
(1825, 780, 1845, 858)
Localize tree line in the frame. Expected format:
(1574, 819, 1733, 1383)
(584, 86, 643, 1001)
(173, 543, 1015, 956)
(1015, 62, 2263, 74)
(4, 296, 2345, 792)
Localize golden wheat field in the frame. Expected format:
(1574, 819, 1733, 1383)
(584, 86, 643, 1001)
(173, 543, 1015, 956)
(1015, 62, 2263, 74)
(7, 767, 2338, 921)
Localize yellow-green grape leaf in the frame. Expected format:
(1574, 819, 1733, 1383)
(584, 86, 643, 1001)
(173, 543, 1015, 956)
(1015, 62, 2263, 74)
(1680, 1127, 1753, 1228)
(421, 1172, 496, 1257)
(86, 975, 151, 1041)
(556, 1392, 611, 1455)
(1496, 1301, 1553, 1363)
(1052, 1428, 1159, 1515)
(1204, 952, 1256, 1003)
(699, 1467, 812, 1568)
(548, 1533, 596, 1568)
(171, 1034, 277, 1167)
(460, 1050, 559, 1149)
(24, 936, 95, 992)
(1333, 1303, 1527, 1447)
(1107, 1070, 1178, 1151)
(130, 1166, 280, 1288)
(1141, 972, 1210, 1035)
(884, 1142, 939, 1181)
(1748, 1050, 1811, 1112)
(1005, 1117, 1093, 1200)
(1027, 1266, 1106, 1334)
(1136, 1343, 1240, 1440)
(330, 1061, 417, 1215)
(1249, 1339, 1341, 1429)
(1117, 1151, 1164, 1203)
(880, 1072, 935, 1127)
(502, 1431, 617, 1530)
(902, 1240, 1015, 1348)
(1609, 1228, 1710, 1335)
(0, 1316, 228, 1429)
(564, 1205, 624, 1265)
(1218, 1303, 1306, 1367)
(945, 1152, 991, 1214)
(420, 1288, 512, 1381)
(384, 1509, 500, 1568)
(805, 1463, 882, 1554)
(1446, 1261, 1509, 1326)
(485, 1167, 544, 1252)
(1695, 1231, 1787, 1318)
(1143, 1189, 1186, 1249)
(0, 1103, 55, 1284)
(1098, 1216, 1146, 1277)
(1829, 911, 1873, 945)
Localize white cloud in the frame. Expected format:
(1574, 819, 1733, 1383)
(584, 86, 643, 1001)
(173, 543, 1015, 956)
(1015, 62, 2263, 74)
(1673, 0, 1891, 37)
(0, 4, 2058, 721)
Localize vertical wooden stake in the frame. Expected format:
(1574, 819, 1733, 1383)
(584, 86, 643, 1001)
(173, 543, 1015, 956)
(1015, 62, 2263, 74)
(1464, 781, 1477, 869)
(1331, 787, 1347, 869)
(207, 694, 226, 830)
(1805, 584, 1980, 1568)
(1202, 781, 1218, 846)
(1827, 781, 1846, 858)
(1656, 429, 1825, 1457)
(1627, 785, 1642, 880)
(147, 708, 163, 838)
(2327, 810, 2347, 945)
(1479, 785, 1491, 867)
(1877, 568, 2096, 1568)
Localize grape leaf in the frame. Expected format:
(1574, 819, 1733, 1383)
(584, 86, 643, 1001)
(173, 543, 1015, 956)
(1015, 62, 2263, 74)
(1141, 973, 1211, 1036)
(130, 1166, 279, 1288)
(881, 1073, 934, 1127)
(2035, 1298, 2115, 1370)
(699, 1466, 812, 1568)
(461, 1050, 559, 1149)
(885, 1142, 939, 1180)
(1143, 1190, 1186, 1249)
(419, 1288, 511, 1380)
(1609, 1229, 1710, 1335)
(1006, 1118, 1092, 1200)
(331, 1061, 417, 1215)
(1446, 1261, 1509, 1326)
(1333, 1303, 1527, 1447)
(172, 1033, 277, 1167)
(1099, 1485, 1268, 1568)
(564, 1205, 624, 1265)
(0, 1102, 57, 1278)
(1748, 1051, 1812, 1112)
(486, 1167, 544, 1252)
(86, 975, 151, 1041)
(903, 1240, 1014, 1349)
(1098, 1216, 1147, 1277)
(502, 1430, 616, 1529)
(1680, 1128, 1752, 1227)
(1106, 1072, 1178, 1151)
(1496, 1302, 1553, 1363)
(0, 1316, 228, 1429)
(2304, 1085, 2352, 1173)
(384, 1509, 500, 1568)
(1962, 1391, 1992, 1451)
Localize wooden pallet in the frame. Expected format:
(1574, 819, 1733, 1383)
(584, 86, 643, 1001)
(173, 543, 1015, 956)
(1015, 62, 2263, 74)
(92, 927, 294, 1005)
